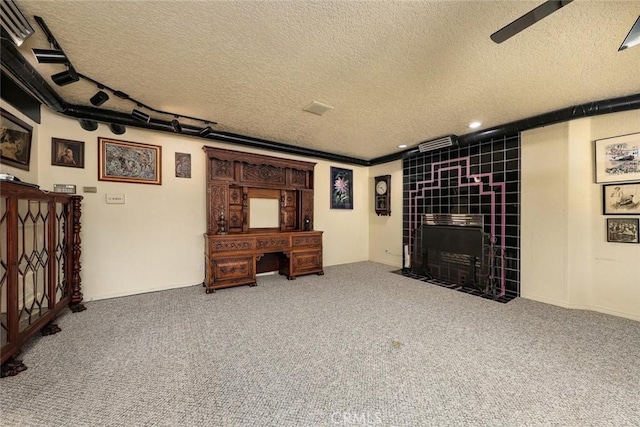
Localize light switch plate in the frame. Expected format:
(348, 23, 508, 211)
(106, 193, 125, 204)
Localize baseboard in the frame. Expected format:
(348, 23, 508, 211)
(85, 282, 198, 302)
(522, 294, 640, 322)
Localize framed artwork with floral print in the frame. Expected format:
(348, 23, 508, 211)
(330, 166, 353, 209)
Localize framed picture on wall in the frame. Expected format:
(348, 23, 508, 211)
(603, 182, 640, 215)
(0, 108, 32, 171)
(330, 167, 353, 209)
(175, 152, 191, 178)
(606, 218, 639, 243)
(594, 132, 640, 183)
(98, 137, 162, 185)
(51, 138, 84, 168)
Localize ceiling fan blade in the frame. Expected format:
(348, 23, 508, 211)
(491, 0, 574, 44)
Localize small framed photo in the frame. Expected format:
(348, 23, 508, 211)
(606, 218, 639, 244)
(603, 182, 640, 215)
(51, 138, 84, 168)
(175, 152, 191, 178)
(330, 167, 353, 209)
(594, 132, 640, 183)
(98, 137, 162, 185)
(0, 108, 33, 171)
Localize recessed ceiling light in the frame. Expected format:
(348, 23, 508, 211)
(398, 144, 407, 148)
(468, 121, 482, 129)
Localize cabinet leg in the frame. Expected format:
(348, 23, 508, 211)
(41, 321, 62, 336)
(69, 303, 87, 313)
(287, 276, 296, 281)
(1, 357, 27, 377)
(205, 288, 216, 294)
(248, 282, 258, 287)
(317, 271, 325, 276)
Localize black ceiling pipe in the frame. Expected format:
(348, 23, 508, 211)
(379, 93, 640, 164)
(457, 93, 640, 147)
(1, 32, 66, 113)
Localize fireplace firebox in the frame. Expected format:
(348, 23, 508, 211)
(412, 214, 496, 294)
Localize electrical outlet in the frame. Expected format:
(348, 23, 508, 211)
(197, 262, 204, 271)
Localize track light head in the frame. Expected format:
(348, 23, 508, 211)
(109, 123, 126, 135)
(32, 48, 68, 64)
(131, 109, 151, 123)
(90, 90, 109, 106)
(78, 119, 98, 131)
(51, 69, 79, 86)
(199, 125, 213, 137)
(171, 118, 182, 133)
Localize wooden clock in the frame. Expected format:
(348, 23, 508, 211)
(374, 175, 391, 216)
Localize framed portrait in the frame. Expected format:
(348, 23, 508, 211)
(594, 132, 640, 183)
(175, 152, 191, 178)
(603, 182, 640, 215)
(98, 137, 162, 185)
(330, 167, 353, 209)
(51, 138, 84, 168)
(0, 108, 33, 171)
(606, 218, 639, 244)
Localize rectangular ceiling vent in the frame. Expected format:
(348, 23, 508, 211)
(0, 0, 34, 46)
(418, 135, 458, 153)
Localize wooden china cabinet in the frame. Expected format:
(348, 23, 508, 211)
(202, 147, 324, 293)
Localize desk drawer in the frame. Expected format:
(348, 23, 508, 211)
(208, 236, 254, 253)
(255, 236, 290, 251)
(292, 234, 322, 248)
(212, 255, 255, 284)
(290, 249, 323, 276)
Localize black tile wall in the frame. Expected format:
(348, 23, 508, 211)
(403, 134, 521, 298)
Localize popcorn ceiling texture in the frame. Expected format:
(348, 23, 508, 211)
(1, 262, 639, 426)
(15, 1, 640, 159)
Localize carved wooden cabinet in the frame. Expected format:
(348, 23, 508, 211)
(0, 182, 86, 376)
(202, 147, 323, 293)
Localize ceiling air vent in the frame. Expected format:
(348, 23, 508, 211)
(0, 0, 34, 46)
(418, 135, 458, 153)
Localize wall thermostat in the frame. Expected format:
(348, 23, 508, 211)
(53, 184, 76, 194)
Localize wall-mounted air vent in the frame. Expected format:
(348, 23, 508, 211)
(0, 0, 34, 46)
(418, 135, 458, 153)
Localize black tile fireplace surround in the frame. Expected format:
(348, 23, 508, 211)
(402, 134, 521, 300)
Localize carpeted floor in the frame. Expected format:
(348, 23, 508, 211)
(1, 262, 638, 427)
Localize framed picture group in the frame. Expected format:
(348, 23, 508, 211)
(595, 132, 640, 244)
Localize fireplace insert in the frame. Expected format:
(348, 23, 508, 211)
(412, 214, 495, 293)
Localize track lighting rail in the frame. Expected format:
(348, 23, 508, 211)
(31, 15, 218, 134)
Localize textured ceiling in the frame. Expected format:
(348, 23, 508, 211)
(12, 0, 640, 160)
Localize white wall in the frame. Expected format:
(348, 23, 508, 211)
(368, 160, 403, 268)
(13, 107, 369, 301)
(522, 110, 640, 321)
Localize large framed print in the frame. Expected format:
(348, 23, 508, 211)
(606, 218, 639, 244)
(330, 167, 353, 209)
(603, 182, 640, 215)
(98, 138, 162, 185)
(594, 132, 640, 183)
(0, 108, 33, 171)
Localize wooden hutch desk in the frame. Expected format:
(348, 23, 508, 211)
(202, 147, 323, 293)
